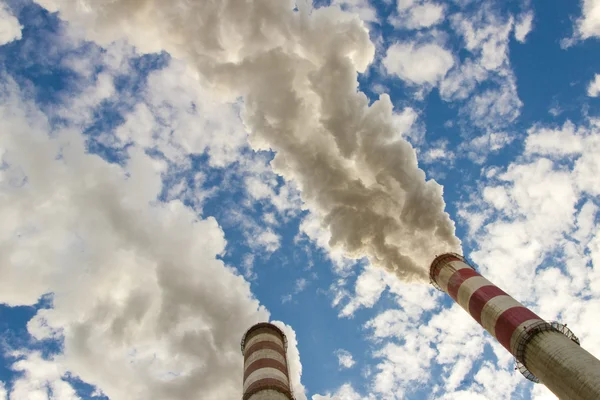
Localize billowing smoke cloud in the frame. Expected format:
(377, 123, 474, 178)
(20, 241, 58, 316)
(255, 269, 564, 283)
(36, 0, 461, 280)
(272, 321, 308, 400)
(0, 74, 271, 399)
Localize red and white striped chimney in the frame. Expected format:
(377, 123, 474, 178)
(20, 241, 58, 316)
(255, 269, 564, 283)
(430, 253, 600, 400)
(241, 323, 293, 400)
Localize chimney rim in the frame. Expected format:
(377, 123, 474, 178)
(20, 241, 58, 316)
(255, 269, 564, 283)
(429, 252, 465, 289)
(241, 322, 288, 354)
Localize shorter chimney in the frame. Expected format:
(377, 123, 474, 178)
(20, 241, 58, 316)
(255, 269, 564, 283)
(241, 323, 293, 400)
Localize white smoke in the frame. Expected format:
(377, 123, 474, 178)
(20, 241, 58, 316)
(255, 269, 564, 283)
(36, 0, 460, 280)
(0, 74, 270, 399)
(272, 321, 308, 400)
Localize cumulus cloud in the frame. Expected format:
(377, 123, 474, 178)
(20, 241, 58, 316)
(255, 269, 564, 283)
(7, 352, 79, 400)
(383, 41, 454, 86)
(366, 304, 486, 398)
(449, 118, 600, 400)
(587, 73, 600, 97)
(525, 121, 584, 155)
(36, 0, 460, 282)
(357, 284, 534, 399)
(312, 383, 366, 400)
(576, 0, 600, 40)
(466, 118, 600, 327)
(114, 59, 249, 168)
(335, 349, 356, 369)
(514, 11, 534, 43)
(0, 2, 21, 45)
(0, 72, 271, 399)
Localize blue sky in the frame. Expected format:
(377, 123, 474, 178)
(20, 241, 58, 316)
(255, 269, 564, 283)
(1, 0, 600, 399)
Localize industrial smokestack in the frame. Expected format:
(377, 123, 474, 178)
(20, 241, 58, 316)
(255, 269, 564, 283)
(241, 323, 294, 400)
(430, 253, 600, 399)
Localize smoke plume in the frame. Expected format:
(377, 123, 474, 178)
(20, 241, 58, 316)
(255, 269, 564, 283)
(36, 0, 460, 279)
(0, 74, 272, 399)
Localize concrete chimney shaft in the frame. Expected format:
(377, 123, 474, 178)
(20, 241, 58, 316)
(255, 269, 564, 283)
(241, 323, 293, 400)
(430, 253, 600, 400)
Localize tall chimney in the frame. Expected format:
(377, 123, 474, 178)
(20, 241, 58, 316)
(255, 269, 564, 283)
(241, 322, 294, 400)
(430, 253, 600, 399)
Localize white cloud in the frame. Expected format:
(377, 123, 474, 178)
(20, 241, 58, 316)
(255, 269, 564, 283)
(420, 140, 455, 165)
(0, 381, 6, 400)
(465, 75, 522, 129)
(423, 148, 451, 162)
(396, 0, 417, 11)
(437, 5, 523, 163)
(523, 119, 600, 196)
(587, 73, 600, 97)
(576, 0, 600, 40)
(439, 58, 488, 101)
(312, 383, 366, 400)
(525, 121, 584, 156)
(462, 131, 516, 163)
(0, 2, 21, 46)
(335, 349, 356, 369)
(332, 0, 378, 23)
(336, 264, 440, 320)
(461, 119, 600, 376)
(340, 267, 387, 316)
(441, 362, 523, 399)
(357, 282, 485, 398)
(8, 352, 80, 400)
(244, 170, 303, 218)
(390, 1, 445, 30)
(451, 10, 514, 72)
(0, 70, 271, 399)
(255, 229, 282, 253)
(383, 41, 454, 85)
(441, 6, 520, 122)
(514, 11, 534, 43)
(470, 158, 580, 296)
(408, 3, 445, 28)
(114, 59, 249, 168)
(364, 302, 520, 399)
